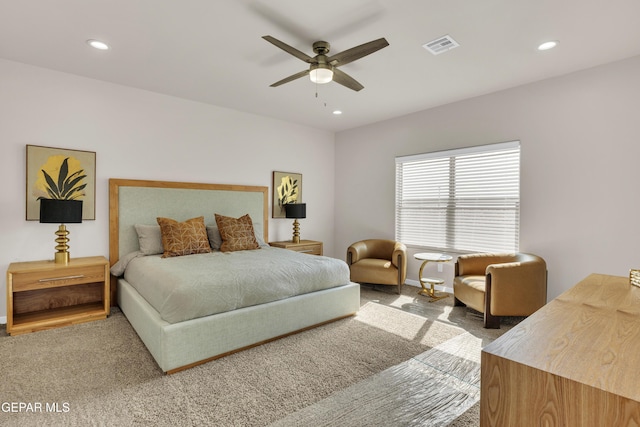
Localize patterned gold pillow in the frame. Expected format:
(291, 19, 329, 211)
(156, 216, 212, 258)
(214, 213, 260, 252)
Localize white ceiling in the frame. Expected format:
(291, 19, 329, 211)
(2, 0, 640, 132)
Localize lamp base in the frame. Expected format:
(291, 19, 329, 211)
(291, 219, 300, 244)
(54, 224, 71, 265)
(55, 251, 70, 265)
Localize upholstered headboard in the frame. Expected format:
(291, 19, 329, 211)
(109, 178, 269, 265)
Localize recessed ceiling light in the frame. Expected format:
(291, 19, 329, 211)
(537, 41, 558, 51)
(87, 39, 110, 50)
(333, 110, 342, 115)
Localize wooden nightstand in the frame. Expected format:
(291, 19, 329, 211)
(6, 256, 110, 336)
(269, 240, 323, 256)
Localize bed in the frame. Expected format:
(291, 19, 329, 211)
(109, 178, 360, 373)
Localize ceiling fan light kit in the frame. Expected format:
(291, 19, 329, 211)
(263, 35, 388, 91)
(309, 64, 333, 84)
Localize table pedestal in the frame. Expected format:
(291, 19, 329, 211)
(414, 253, 452, 303)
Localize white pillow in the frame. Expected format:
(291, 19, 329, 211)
(134, 224, 163, 255)
(206, 225, 223, 250)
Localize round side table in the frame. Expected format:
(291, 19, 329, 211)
(414, 252, 453, 302)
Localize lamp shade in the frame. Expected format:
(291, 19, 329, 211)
(284, 203, 306, 219)
(39, 199, 83, 224)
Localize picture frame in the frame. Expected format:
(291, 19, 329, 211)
(26, 145, 96, 220)
(272, 171, 302, 218)
(631, 269, 640, 288)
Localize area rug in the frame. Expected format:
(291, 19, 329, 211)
(269, 331, 486, 427)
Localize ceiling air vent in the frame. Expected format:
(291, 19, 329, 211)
(422, 35, 459, 55)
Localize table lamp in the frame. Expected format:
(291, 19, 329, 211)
(39, 199, 83, 264)
(284, 203, 306, 244)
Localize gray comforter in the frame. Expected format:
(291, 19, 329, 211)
(123, 246, 351, 324)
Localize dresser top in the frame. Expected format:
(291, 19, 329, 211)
(483, 273, 640, 401)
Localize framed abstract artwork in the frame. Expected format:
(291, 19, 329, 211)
(272, 171, 302, 218)
(26, 145, 96, 220)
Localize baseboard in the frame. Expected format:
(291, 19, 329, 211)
(405, 279, 453, 294)
(0, 316, 6, 325)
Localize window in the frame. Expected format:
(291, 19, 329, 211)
(395, 141, 520, 253)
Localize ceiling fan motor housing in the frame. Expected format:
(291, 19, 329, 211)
(312, 41, 330, 55)
(313, 41, 331, 55)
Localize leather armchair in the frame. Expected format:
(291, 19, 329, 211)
(453, 253, 547, 328)
(347, 239, 407, 294)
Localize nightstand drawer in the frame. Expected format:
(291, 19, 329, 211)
(290, 244, 322, 255)
(11, 264, 105, 292)
(269, 240, 323, 256)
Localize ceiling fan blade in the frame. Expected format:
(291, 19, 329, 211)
(263, 36, 313, 63)
(270, 69, 310, 87)
(327, 38, 389, 67)
(332, 68, 364, 92)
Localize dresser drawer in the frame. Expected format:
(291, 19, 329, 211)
(11, 264, 105, 292)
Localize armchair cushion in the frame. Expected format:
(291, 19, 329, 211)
(453, 275, 486, 313)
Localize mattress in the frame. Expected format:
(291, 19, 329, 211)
(123, 246, 351, 324)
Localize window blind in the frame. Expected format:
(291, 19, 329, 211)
(395, 141, 520, 253)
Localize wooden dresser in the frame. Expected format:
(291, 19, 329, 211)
(481, 273, 640, 426)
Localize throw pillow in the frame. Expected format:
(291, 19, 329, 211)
(156, 216, 212, 258)
(214, 213, 260, 252)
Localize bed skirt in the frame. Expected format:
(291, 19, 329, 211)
(118, 278, 360, 373)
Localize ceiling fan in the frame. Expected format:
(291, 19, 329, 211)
(262, 35, 389, 91)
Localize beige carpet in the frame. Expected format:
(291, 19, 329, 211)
(0, 284, 516, 426)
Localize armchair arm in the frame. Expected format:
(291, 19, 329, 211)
(392, 242, 407, 284)
(391, 242, 406, 269)
(487, 255, 547, 316)
(347, 241, 369, 265)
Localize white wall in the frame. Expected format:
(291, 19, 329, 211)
(4, 54, 640, 321)
(335, 54, 640, 300)
(0, 59, 336, 319)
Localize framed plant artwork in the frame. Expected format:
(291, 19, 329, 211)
(272, 171, 302, 218)
(26, 145, 96, 220)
